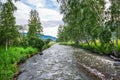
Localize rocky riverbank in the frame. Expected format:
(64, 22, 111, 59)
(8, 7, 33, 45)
(73, 47, 120, 80)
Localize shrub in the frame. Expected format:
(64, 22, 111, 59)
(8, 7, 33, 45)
(28, 36, 44, 50)
(44, 39, 52, 44)
(13, 38, 21, 46)
(0, 47, 38, 80)
(42, 45, 50, 50)
(42, 41, 56, 50)
(115, 45, 120, 57)
(19, 56, 27, 63)
(20, 37, 29, 48)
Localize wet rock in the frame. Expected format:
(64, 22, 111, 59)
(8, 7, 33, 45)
(110, 55, 120, 61)
(11, 69, 25, 80)
(113, 62, 120, 66)
(114, 66, 120, 69)
(74, 47, 118, 80)
(39, 52, 43, 55)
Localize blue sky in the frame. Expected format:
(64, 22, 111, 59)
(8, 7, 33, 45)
(12, 0, 63, 37)
(20, 0, 60, 11)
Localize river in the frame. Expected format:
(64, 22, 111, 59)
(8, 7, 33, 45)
(17, 44, 91, 80)
(17, 44, 120, 80)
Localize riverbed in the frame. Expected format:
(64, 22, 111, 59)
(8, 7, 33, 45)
(16, 44, 120, 80)
(17, 44, 91, 80)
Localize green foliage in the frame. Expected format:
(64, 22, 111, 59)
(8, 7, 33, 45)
(44, 39, 52, 44)
(27, 9, 44, 50)
(0, 47, 38, 80)
(116, 45, 120, 52)
(61, 41, 112, 55)
(0, 1, 50, 80)
(27, 9, 43, 38)
(20, 37, 29, 48)
(58, 0, 120, 57)
(28, 36, 44, 50)
(58, 0, 105, 44)
(99, 29, 111, 43)
(0, 0, 19, 50)
(59, 41, 74, 46)
(13, 38, 21, 46)
(42, 42, 56, 50)
(57, 25, 72, 42)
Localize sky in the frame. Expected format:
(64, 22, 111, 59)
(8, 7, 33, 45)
(1, 0, 110, 37)
(12, 0, 63, 37)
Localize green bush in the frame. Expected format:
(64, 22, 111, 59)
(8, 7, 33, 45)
(20, 37, 29, 48)
(0, 47, 38, 80)
(42, 44, 50, 50)
(13, 38, 21, 46)
(62, 41, 113, 55)
(115, 45, 120, 57)
(13, 37, 29, 47)
(19, 56, 27, 63)
(42, 42, 56, 50)
(28, 36, 44, 50)
(44, 39, 52, 44)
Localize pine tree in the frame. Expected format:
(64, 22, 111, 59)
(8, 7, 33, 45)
(27, 9, 43, 38)
(0, 0, 18, 50)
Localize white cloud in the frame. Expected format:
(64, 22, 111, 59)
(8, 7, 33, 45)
(26, 0, 45, 8)
(13, 0, 63, 37)
(37, 8, 63, 21)
(13, 1, 31, 25)
(1, 0, 7, 3)
(42, 21, 63, 28)
(43, 26, 59, 37)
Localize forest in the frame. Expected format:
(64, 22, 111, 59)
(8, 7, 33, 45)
(57, 0, 120, 58)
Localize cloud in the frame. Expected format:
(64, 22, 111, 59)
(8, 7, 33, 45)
(37, 8, 63, 21)
(43, 26, 59, 37)
(13, 0, 63, 37)
(13, 1, 31, 24)
(42, 21, 63, 28)
(21, 0, 44, 8)
(1, 0, 7, 3)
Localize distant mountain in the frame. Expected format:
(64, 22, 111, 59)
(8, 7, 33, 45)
(22, 33, 57, 41)
(40, 35, 57, 41)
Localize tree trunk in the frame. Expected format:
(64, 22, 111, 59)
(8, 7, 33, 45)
(116, 39, 118, 46)
(5, 39, 8, 51)
(116, 28, 119, 45)
(86, 38, 91, 49)
(79, 39, 83, 45)
(111, 40, 118, 57)
(75, 40, 79, 45)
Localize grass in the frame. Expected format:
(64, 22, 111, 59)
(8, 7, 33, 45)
(0, 47, 38, 80)
(59, 41, 75, 46)
(59, 41, 120, 57)
(0, 41, 55, 80)
(42, 41, 56, 50)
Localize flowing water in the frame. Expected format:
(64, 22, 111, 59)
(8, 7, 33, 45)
(17, 44, 91, 80)
(17, 44, 120, 80)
